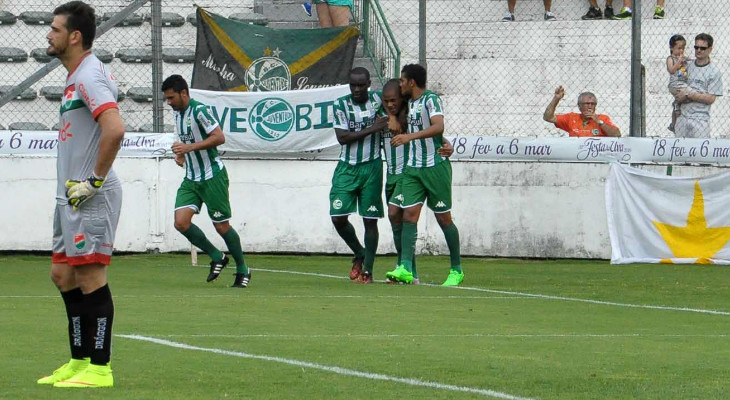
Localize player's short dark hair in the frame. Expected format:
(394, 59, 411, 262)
(695, 33, 714, 48)
(669, 34, 686, 48)
(350, 67, 370, 80)
(161, 74, 189, 94)
(383, 79, 400, 94)
(401, 64, 427, 88)
(53, 1, 96, 50)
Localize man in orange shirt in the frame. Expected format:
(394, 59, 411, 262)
(543, 86, 621, 137)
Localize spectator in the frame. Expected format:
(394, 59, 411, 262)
(502, 0, 556, 22)
(665, 34, 690, 132)
(596, 0, 666, 20)
(543, 86, 621, 137)
(314, 0, 351, 28)
(674, 33, 723, 138)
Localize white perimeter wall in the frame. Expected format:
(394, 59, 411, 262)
(1, 156, 724, 259)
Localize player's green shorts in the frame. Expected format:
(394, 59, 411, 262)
(313, 0, 353, 7)
(401, 161, 452, 213)
(329, 159, 384, 218)
(175, 168, 232, 223)
(385, 172, 404, 208)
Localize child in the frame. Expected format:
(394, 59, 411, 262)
(666, 34, 691, 132)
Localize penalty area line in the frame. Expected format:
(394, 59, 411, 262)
(117, 334, 539, 400)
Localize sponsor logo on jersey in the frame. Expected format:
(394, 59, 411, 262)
(212, 211, 224, 218)
(332, 199, 343, 210)
(367, 205, 378, 212)
(245, 57, 291, 92)
(78, 83, 96, 109)
(435, 201, 446, 208)
(74, 233, 86, 249)
(394, 194, 404, 202)
(249, 98, 295, 142)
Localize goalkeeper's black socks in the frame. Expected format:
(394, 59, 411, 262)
(61, 287, 89, 360)
(334, 221, 365, 259)
(363, 225, 379, 274)
(84, 284, 114, 366)
(221, 228, 249, 274)
(182, 223, 223, 261)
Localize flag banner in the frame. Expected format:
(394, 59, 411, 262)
(188, 85, 349, 154)
(192, 7, 359, 91)
(606, 163, 730, 264)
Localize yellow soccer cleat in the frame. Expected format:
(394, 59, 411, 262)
(37, 358, 89, 385)
(53, 363, 113, 388)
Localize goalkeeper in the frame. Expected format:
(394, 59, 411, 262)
(161, 74, 251, 288)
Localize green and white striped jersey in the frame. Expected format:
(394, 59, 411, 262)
(407, 90, 446, 168)
(175, 98, 225, 181)
(333, 91, 383, 165)
(379, 109, 407, 175)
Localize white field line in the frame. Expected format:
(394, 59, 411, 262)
(0, 295, 525, 299)
(159, 333, 730, 339)
(117, 334, 539, 400)
(254, 268, 730, 316)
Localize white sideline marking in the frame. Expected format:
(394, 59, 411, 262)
(254, 268, 730, 316)
(0, 295, 526, 300)
(162, 333, 729, 339)
(117, 334, 538, 400)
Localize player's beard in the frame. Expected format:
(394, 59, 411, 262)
(47, 42, 67, 58)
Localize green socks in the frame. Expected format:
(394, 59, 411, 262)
(363, 227, 378, 273)
(181, 224, 222, 262)
(441, 222, 462, 272)
(391, 223, 403, 265)
(334, 221, 365, 259)
(221, 228, 248, 274)
(400, 222, 417, 273)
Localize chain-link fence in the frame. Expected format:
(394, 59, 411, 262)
(381, 0, 729, 138)
(0, 0, 727, 139)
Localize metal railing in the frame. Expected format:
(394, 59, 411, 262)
(353, 0, 400, 84)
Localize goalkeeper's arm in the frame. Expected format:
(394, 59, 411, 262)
(93, 108, 125, 178)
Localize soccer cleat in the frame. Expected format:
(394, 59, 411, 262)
(653, 6, 665, 19)
(581, 7, 602, 20)
(302, 1, 312, 17)
(349, 257, 363, 280)
(355, 270, 373, 284)
(668, 123, 675, 132)
(53, 363, 113, 388)
(385, 265, 413, 284)
(603, 6, 614, 19)
(207, 255, 229, 282)
(501, 12, 514, 22)
(37, 358, 89, 385)
(544, 11, 556, 21)
(611, 7, 632, 20)
(231, 271, 252, 288)
(442, 269, 465, 286)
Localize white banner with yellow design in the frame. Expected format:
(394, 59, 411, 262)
(607, 163, 730, 264)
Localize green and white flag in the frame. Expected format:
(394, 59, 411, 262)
(192, 7, 360, 91)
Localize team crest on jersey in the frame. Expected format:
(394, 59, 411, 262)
(60, 85, 85, 115)
(249, 98, 295, 141)
(74, 233, 86, 249)
(332, 199, 343, 210)
(245, 57, 291, 92)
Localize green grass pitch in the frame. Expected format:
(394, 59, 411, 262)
(1, 254, 728, 399)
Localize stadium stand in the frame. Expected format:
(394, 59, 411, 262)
(0, 10, 17, 25)
(9, 121, 47, 130)
(0, 47, 27, 62)
(0, 85, 36, 100)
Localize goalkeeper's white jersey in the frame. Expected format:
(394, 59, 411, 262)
(174, 98, 225, 181)
(56, 52, 121, 203)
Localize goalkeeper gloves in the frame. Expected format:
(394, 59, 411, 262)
(65, 174, 105, 210)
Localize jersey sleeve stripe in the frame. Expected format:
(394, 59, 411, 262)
(92, 102, 119, 120)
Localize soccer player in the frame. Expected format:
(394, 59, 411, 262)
(381, 79, 454, 285)
(331, 67, 388, 284)
(161, 74, 251, 288)
(38, 1, 124, 388)
(386, 64, 464, 286)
